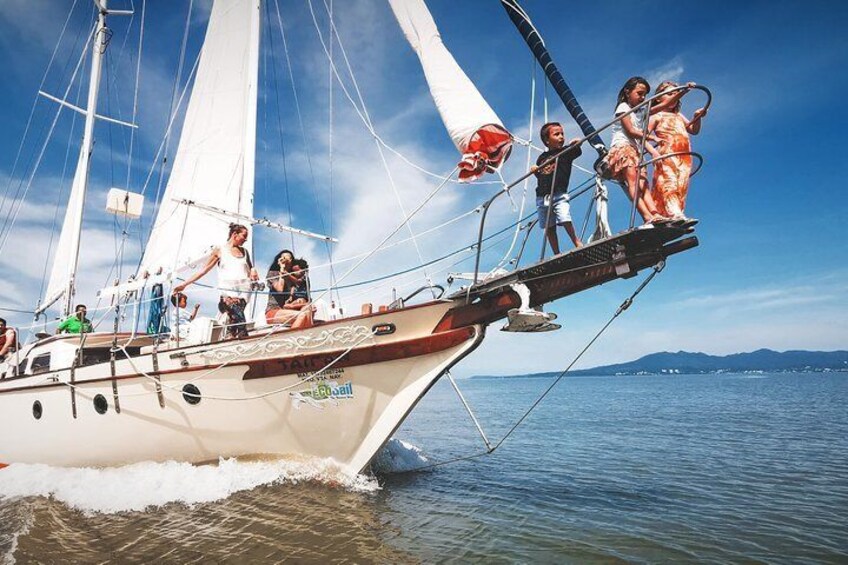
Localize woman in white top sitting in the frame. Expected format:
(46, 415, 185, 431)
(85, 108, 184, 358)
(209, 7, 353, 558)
(173, 223, 259, 338)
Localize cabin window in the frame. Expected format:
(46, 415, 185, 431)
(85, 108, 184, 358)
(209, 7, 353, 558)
(30, 354, 51, 375)
(79, 348, 111, 367)
(79, 347, 142, 367)
(16, 359, 27, 376)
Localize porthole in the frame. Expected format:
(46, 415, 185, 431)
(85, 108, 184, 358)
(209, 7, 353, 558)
(93, 394, 108, 414)
(32, 400, 43, 420)
(182, 384, 201, 405)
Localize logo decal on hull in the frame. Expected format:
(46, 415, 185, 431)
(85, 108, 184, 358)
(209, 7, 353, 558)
(291, 380, 354, 409)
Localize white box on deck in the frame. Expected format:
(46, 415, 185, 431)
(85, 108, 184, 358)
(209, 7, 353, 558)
(106, 188, 144, 218)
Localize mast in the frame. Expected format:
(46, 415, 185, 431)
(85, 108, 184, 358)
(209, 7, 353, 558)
(500, 0, 606, 158)
(62, 0, 109, 316)
(37, 0, 112, 316)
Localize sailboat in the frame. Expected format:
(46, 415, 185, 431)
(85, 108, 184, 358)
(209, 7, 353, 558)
(0, 0, 704, 474)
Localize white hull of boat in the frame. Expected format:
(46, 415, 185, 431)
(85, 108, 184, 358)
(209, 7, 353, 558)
(0, 301, 483, 474)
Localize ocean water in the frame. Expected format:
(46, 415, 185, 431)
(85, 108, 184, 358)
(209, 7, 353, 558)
(1, 372, 846, 563)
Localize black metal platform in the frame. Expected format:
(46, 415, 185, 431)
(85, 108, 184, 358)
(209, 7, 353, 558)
(441, 223, 697, 330)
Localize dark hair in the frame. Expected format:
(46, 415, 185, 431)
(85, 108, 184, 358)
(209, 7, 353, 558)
(269, 249, 294, 273)
(170, 292, 187, 307)
(292, 259, 310, 300)
(0, 318, 5, 326)
(228, 223, 248, 239)
(540, 122, 562, 146)
(75, 304, 86, 311)
(616, 76, 650, 107)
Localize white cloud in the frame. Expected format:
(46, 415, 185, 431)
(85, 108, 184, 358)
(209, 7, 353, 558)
(645, 56, 686, 90)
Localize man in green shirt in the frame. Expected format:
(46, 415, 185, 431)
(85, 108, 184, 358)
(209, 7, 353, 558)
(56, 304, 93, 334)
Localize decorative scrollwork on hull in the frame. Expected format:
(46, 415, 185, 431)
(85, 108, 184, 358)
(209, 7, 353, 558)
(200, 325, 373, 362)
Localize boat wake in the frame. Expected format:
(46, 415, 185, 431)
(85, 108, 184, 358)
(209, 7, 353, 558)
(371, 438, 430, 474)
(0, 457, 378, 515)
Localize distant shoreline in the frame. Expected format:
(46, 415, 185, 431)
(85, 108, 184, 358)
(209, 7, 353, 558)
(471, 349, 848, 379)
(471, 369, 847, 379)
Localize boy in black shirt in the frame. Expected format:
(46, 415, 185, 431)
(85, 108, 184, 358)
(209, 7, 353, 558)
(532, 122, 583, 254)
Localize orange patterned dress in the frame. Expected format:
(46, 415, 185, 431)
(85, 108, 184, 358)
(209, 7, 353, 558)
(651, 111, 692, 218)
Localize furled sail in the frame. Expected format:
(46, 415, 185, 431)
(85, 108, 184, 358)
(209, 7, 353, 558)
(388, 0, 512, 182)
(138, 0, 261, 278)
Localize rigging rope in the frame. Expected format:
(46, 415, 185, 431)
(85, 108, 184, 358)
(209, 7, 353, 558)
(263, 0, 295, 251)
(309, 167, 457, 306)
(398, 260, 667, 473)
(124, 0, 145, 192)
(493, 54, 536, 272)
(328, 0, 337, 304)
(0, 0, 80, 227)
(270, 0, 340, 295)
(308, 0, 435, 295)
(300, 0, 500, 185)
(0, 22, 96, 256)
(145, 0, 194, 246)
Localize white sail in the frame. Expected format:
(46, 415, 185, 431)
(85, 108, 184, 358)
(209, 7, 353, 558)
(138, 0, 261, 278)
(40, 147, 92, 314)
(388, 0, 512, 182)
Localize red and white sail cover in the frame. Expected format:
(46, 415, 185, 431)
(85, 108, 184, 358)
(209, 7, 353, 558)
(388, 0, 512, 182)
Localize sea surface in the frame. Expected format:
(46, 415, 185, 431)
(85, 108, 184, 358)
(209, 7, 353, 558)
(1, 372, 846, 563)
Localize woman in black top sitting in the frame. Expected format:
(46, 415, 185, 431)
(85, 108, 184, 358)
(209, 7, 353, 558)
(265, 251, 313, 329)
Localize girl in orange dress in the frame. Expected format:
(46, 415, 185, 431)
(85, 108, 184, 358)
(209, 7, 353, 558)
(605, 77, 693, 224)
(648, 81, 707, 220)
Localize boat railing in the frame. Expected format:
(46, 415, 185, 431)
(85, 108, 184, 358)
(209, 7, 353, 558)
(388, 284, 446, 310)
(467, 84, 712, 297)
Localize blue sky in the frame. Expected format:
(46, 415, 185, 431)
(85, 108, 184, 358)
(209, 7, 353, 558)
(0, 0, 845, 375)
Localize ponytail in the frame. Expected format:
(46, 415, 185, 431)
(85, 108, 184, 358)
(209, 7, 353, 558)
(228, 223, 248, 239)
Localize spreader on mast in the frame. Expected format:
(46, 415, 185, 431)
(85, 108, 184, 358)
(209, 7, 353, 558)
(38, 1, 111, 318)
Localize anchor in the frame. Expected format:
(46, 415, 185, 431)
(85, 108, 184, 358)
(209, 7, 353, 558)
(500, 282, 561, 333)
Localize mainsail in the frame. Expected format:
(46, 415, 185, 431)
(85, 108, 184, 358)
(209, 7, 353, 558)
(388, 0, 512, 182)
(138, 0, 261, 278)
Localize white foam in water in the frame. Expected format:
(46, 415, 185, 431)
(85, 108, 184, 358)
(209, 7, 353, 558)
(371, 438, 430, 474)
(2, 509, 32, 565)
(0, 457, 378, 515)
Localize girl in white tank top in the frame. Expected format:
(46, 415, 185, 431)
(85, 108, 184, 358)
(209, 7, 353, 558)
(173, 224, 259, 338)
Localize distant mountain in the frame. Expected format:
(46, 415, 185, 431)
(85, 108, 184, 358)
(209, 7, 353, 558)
(473, 349, 848, 378)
